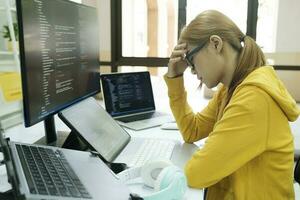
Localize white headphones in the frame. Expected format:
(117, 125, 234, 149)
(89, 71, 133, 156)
(118, 160, 187, 200)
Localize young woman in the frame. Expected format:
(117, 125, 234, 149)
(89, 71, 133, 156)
(165, 10, 300, 199)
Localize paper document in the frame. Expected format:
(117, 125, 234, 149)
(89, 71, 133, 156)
(0, 72, 22, 102)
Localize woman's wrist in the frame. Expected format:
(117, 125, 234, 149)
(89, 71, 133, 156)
(166, 70, 183, 78)
(165, 73, 183, 78)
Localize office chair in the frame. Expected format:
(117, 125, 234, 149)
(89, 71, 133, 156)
(295, 157, 300, 184)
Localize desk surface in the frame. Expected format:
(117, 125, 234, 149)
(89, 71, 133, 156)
(0, 118, 204, 199)
(1, 75, 300, 199)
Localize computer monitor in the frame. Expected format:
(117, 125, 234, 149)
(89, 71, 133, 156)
(16, 0, 100, 144)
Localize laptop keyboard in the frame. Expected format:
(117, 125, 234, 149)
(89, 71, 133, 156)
(117, 112, 164, 123)
(16, 144, 92, 198)
(130, 139, 176, 166)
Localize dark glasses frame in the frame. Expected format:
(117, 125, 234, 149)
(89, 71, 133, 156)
(185, 41, 207, 71)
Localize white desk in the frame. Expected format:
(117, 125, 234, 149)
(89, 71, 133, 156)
(0, 116, 204, 199)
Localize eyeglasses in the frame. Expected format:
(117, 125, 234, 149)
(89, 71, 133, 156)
(185, 41, 207, 71)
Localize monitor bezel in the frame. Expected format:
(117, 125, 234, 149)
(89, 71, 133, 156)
(16, 0, 100, 127)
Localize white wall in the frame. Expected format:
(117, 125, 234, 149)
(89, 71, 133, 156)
(275, 0, 300, 52)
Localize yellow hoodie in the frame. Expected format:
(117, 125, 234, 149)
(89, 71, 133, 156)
(164, 66, 300, 200)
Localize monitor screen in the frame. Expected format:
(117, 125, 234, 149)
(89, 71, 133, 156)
(100, 72, 155, 117)
(17, 0, 100, 127)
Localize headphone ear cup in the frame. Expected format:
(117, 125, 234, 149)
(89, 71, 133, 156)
(153, 166, 173, 192)
(154, 166, 187, 199)
(141, 160, 172, 188)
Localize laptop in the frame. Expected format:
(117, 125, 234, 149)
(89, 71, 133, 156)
(0, 130, 131, 200)
(58, 97, 198, 168)
(100, 71, 174, 130)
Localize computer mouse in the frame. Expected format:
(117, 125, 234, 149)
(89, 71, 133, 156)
(160, 122, 178, 130)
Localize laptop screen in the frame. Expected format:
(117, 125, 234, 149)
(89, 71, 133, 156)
(100, 72, 156, 117)
(0, 130, 19, 194)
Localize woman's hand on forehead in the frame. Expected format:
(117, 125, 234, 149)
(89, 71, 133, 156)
(174, 42, 187, 50)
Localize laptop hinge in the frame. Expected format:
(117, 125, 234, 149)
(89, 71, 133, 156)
(114, 110, 154, 119)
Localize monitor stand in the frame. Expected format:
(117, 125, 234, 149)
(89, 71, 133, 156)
(34, 116, 88, 150)
(35, 130, 88, 150)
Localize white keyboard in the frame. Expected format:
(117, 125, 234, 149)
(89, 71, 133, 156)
(130, 139, 176, 166)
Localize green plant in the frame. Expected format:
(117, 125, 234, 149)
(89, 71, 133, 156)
(2, 23, 18, 41)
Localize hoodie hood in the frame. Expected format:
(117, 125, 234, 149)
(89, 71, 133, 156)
(237, 66, 300, 122)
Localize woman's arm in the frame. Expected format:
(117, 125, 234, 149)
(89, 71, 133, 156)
(164, 75, 219, 143)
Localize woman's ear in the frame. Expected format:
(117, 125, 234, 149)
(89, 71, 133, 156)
(209, 35, 223, 53)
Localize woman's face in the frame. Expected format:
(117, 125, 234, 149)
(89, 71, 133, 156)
(188, 36, 225, 89)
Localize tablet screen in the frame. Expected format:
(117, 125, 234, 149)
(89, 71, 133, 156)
(59, 97, 130, 162)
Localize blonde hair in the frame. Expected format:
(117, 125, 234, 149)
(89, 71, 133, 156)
(180, 10, 266, 105)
